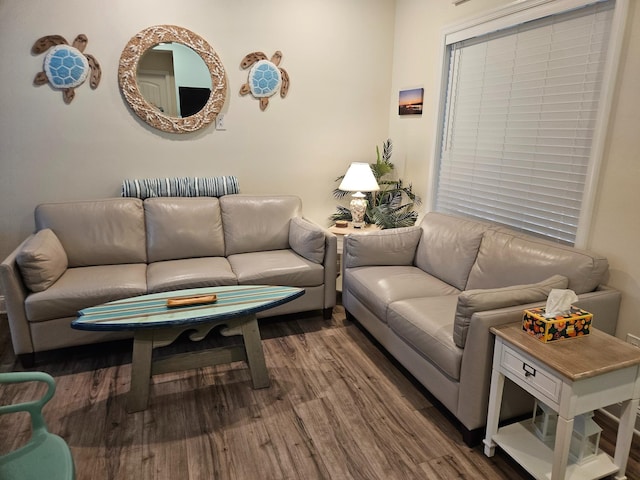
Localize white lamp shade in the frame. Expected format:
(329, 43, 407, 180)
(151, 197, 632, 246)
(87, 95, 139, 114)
(339, 162, 380, 192)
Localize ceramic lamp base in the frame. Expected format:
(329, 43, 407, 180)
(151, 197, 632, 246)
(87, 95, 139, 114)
(350, 192, 367, 228)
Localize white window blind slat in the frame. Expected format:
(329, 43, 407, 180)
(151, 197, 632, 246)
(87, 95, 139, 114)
(435, 0, 614, 244)
(438, 171, 588, 191)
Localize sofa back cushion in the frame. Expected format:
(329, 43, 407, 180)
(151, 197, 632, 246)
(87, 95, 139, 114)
(466, 228, 608, 294)
(35, 198, 146, 267)
(220, 195, 302, 255)
(145, 197, 225, 262)
(414, 213, 489, 290)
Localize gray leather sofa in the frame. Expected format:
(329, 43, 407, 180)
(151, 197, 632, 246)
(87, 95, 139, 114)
(341, 212, 620, 445)
(1, 195, 337, 365)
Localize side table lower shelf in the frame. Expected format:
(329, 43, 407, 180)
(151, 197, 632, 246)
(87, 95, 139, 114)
(493, 420, 618, 480)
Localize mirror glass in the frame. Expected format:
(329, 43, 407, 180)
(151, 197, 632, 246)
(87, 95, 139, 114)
(137, 43, 212, 118)
(119, 25, 226, 134)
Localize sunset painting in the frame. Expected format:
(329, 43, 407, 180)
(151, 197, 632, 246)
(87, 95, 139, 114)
(399, 88, 424, 115)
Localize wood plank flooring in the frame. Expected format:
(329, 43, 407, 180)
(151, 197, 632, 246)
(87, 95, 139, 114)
(1, 305, 638, 479)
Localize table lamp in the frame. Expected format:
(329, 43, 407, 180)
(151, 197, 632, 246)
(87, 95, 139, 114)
(338, 162, 380, 228)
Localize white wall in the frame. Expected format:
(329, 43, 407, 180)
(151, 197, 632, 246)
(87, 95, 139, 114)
(3, 0, 638, 342)
(389, 0, 640, 340)
(0, 0, 395, 260)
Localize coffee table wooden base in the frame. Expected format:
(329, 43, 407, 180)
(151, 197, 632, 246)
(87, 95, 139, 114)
(127, 313, 269, 413)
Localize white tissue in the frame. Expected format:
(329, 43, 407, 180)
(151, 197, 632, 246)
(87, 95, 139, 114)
(544, 289, 578, 318)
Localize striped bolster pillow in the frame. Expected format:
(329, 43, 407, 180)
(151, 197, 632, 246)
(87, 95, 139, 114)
(121, 176, 239, 199)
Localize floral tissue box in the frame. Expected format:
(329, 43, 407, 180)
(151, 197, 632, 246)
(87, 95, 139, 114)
(522, 306, 592, 343)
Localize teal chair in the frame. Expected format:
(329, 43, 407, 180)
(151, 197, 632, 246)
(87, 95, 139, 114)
(0, 371, 75, 480)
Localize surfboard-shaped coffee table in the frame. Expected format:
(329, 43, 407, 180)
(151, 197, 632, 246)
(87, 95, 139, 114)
(72, 285, 304, 412)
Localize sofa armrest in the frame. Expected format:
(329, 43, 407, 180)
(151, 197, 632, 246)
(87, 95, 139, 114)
(456, 286, 622, 431)
(289, 217, 326, 264)
(323, 229, 337, 309)
(0, 237, 35, 355)
(453, 274, 569, 348)
(343, 226, 422, 268)
(288, 217, 337, 310)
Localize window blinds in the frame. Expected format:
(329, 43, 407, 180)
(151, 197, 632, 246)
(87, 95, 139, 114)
(435, 1, 614, 244)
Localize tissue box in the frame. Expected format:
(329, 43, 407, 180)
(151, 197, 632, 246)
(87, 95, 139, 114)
(522, 306, 592, 343)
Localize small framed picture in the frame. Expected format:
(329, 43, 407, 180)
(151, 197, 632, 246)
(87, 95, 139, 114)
(399, 88, 424, 115)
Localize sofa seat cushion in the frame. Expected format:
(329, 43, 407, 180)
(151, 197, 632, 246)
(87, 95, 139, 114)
(388, 296, 462, 380)
(24, 264, 147, 322)
(228, 250, 324, 287)
(344, 266, 460, 323)
(147, 257, 237, 293)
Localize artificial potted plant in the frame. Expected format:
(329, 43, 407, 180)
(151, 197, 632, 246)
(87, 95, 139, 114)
(331, 139, 420, 229)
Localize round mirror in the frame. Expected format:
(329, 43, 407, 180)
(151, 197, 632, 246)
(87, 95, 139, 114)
(119, 25, 226, 134)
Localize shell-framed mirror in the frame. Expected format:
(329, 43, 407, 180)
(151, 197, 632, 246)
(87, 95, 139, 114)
(118, 25, 227, 134)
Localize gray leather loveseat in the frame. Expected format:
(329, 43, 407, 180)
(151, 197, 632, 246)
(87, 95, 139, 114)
(341, 212, 620, 445)
(1, 195, 337, 365)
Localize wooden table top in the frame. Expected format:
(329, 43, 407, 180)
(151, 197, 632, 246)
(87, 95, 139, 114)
(72, 285, 304, 331)
(329, 223, 381, 236)
(491, 322, 640, 382)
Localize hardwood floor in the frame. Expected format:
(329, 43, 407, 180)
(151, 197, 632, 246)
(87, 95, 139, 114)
(1, 305, 638, 479)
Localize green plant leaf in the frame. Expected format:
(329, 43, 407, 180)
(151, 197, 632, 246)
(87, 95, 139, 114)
(382, 138, 393, 162)
(329, 205, 352, 222)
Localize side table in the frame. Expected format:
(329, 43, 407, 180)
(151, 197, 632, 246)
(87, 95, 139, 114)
(329, 223, 380, 291)
(484, 323, 640, 480)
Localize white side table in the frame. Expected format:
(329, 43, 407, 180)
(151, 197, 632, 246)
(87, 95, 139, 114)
(484, 323, 640, 480)
(329, 223, 380, 292)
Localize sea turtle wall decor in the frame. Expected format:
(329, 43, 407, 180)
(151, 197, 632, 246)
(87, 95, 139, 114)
(32, 34, 101, 104)
(240, 51, 289, 111)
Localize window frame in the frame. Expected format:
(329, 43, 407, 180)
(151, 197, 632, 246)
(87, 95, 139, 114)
(428, 0, 629, 247)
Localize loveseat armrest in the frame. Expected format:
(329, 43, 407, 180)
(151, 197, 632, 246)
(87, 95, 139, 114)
(456, 285, 622, 431)
(323, 228, 338, 310)
(288, 217, 337, 311)
(0, 237, 35, 356)
(343, 226, 422, 268)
